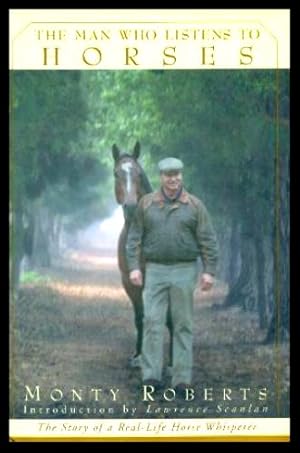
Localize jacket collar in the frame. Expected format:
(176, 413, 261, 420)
(153, 188, 190, 205)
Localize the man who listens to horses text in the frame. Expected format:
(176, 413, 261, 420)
(126, 157, 218, 395)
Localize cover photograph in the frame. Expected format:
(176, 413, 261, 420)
(9, 9, 290, 442)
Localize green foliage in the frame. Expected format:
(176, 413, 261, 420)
(82, 69, 287, 237)
(10, 71, 112, 232)
(11, 69, 289, 239)
(20, 271, 50, 284)
(11, 71, 87, 197)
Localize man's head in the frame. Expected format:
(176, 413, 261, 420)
(158, 157, 184, 195)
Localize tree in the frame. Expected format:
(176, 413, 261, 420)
(82, 69, 289, 338)
(10, 71, 110, 289)
(10, 69, 289, 344)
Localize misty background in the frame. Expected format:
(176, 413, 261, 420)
(10, 70, 289, 344)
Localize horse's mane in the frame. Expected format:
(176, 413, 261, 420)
(139, 167, 153, 194)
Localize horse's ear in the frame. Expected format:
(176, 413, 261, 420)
(112, 144, 120, 161)
(133, 141, 140, 160)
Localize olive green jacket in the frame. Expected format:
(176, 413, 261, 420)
(126, 188, 218, 275)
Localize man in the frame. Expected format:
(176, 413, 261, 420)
(126, 157, 218, 394)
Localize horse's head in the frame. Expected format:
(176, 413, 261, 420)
(112, 142, 152, 222)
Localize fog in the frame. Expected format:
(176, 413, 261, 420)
(77, 206, 124, 250)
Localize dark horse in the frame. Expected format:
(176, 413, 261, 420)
(112, 142, 173, 369)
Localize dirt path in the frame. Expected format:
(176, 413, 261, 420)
(10, 248, 289, 419)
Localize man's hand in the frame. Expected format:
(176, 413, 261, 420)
(129, 269, 143, 287)
(200, 273, 214, 291)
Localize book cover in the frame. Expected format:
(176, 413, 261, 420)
(9, 9, 290, 442)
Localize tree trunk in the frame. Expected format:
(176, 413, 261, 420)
(227, 222, 241, 287)
(278, 139, 290, 339)
(10, 205, 23, 295)
(50, 215, 68, 256)
(31, 202, 51, 268)
(255, 232, 268, 329)
(264, 127, 289, 343)
(223, 228, 256, 310)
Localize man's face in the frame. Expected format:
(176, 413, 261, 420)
(160, 171, 183, 193)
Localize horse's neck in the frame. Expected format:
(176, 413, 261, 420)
(123, 220, 130, 232)
(139, 167, 152, 195)
(122, 208, 139, 237)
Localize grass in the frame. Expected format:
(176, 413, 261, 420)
(20, 271, 50, 284)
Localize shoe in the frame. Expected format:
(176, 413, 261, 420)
(175, 383, 190, 398)
(142, 379, 163, 390)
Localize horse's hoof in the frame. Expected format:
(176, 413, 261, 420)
(128, 355, 142, 368)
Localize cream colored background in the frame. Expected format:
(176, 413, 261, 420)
(10, 417, 290, 439)
(9, 9, 290, 69)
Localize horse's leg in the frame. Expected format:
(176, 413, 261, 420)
(118, 228, 143, 363)
(166, 303, 173, 368)
(122, 275, 144, 359)
(134, 293, 144, 357)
